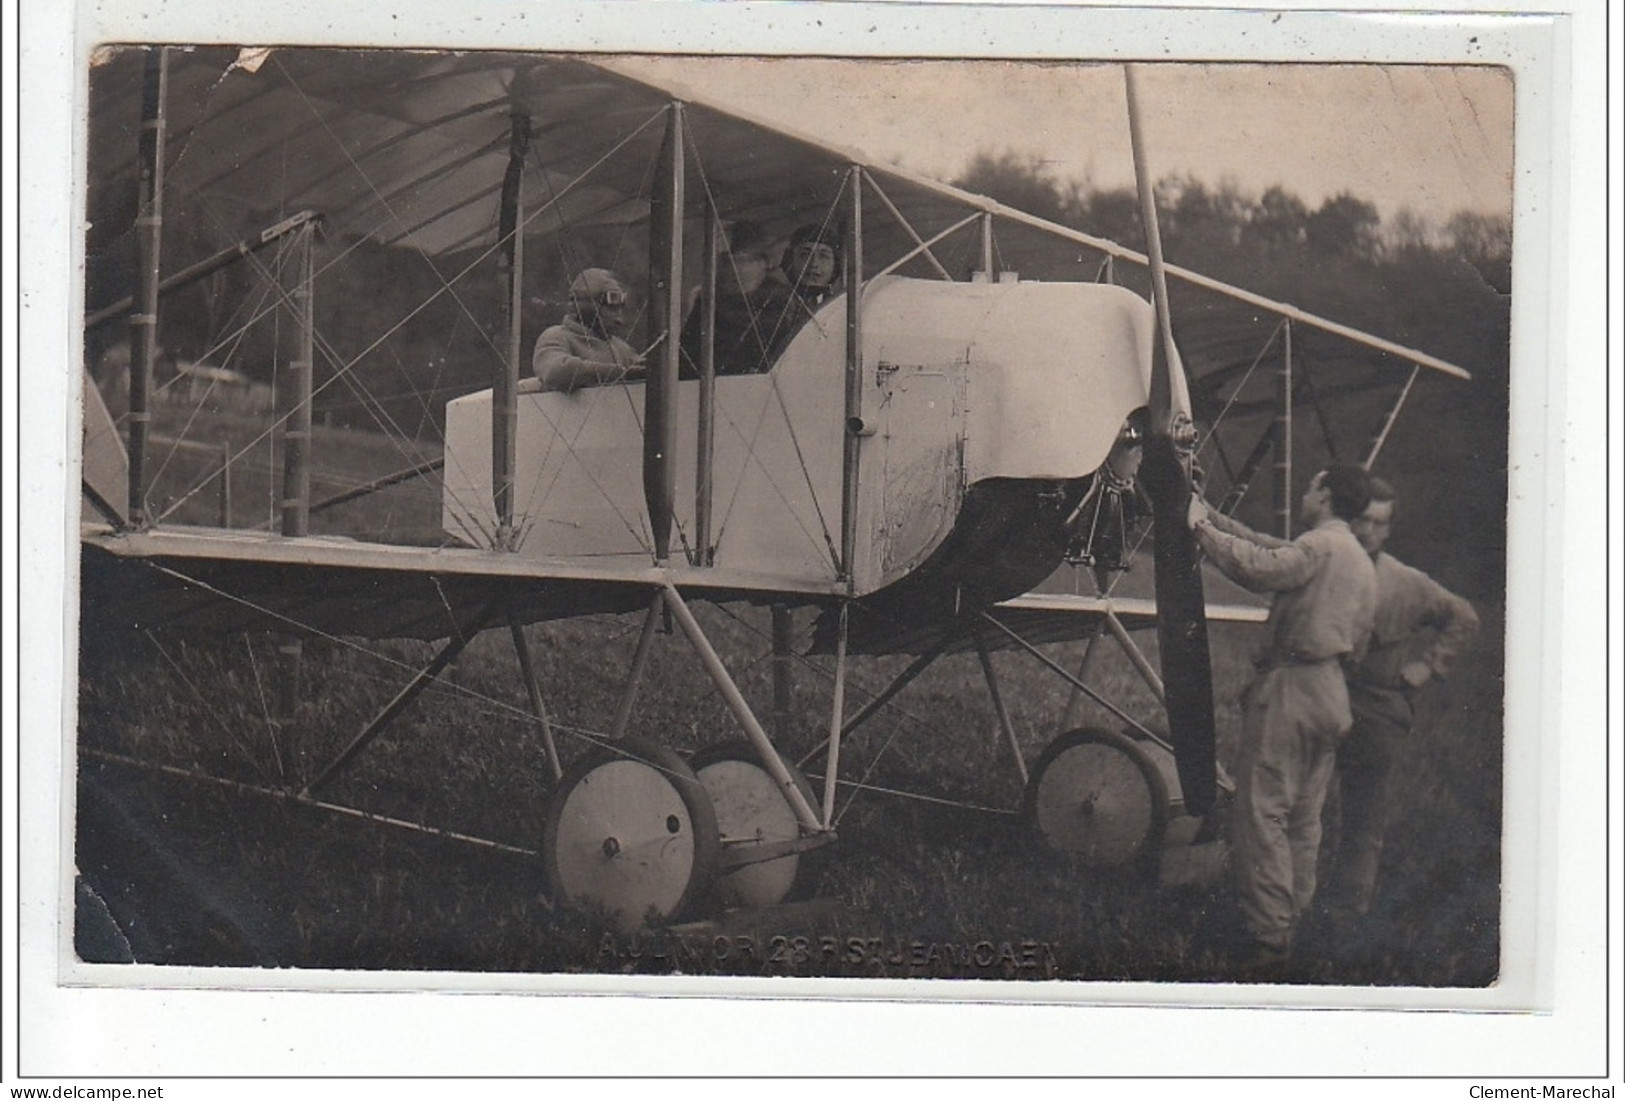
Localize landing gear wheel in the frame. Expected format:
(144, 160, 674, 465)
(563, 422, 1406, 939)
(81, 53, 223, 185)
(1023, 727, 1169, 872)
(693, 742, 820, 909)
(542, 737, 720, 932)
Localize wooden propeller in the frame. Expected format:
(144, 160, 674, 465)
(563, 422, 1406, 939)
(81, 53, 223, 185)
(1125, 65, 1218, 816)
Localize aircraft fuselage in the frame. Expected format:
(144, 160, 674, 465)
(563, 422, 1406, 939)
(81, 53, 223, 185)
(443, 276, 1157, 598)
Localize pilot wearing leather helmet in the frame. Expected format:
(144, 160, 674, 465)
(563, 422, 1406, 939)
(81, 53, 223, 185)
(531, 268, 646, 392)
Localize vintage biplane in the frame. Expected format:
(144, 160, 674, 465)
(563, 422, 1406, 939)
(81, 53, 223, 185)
(77, 47, 1472, 937)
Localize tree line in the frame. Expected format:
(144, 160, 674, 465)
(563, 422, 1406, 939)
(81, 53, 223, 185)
(954, 151, 1511, 293)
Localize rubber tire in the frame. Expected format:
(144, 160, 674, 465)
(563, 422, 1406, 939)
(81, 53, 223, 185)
(692, 741, 821, 909)
(542, 736, 720, 932)
(1023, 726, 1170, 873)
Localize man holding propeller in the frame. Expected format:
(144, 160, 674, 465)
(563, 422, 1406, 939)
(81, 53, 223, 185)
(1188, 468, 1378, 967)
(1124, 64, 1377, 970)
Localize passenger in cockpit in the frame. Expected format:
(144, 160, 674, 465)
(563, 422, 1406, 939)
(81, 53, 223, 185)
(753, 222, 843, 358)
(684, 221, 844, 378)
(531, 268, 646, 393)
(683, 221, 775, 378)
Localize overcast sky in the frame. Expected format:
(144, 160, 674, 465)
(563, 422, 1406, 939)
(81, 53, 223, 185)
(612, 57, 1515, 226)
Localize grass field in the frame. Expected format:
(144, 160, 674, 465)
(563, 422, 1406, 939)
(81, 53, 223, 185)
(74, 406, 1506, 988)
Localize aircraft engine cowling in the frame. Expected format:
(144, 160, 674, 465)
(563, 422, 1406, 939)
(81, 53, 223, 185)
(837, 278, 1156, 614)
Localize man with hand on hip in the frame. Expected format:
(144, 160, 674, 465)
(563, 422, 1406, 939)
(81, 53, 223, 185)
(1322, 476, 1480, 925)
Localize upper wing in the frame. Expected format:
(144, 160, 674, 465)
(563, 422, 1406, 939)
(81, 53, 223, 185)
(86, 47, 1471, 380)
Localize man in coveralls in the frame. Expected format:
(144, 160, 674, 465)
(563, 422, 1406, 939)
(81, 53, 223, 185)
(1188, 464, 1377, 965)
(1321, 476, 1480, 926)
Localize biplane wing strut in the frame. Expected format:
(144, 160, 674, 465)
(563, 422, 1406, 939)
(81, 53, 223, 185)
(645, 103, 684, 563)
(1125, 65, 1218, 817)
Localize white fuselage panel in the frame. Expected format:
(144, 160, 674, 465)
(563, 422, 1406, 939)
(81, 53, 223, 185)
(443, 277, 1156, 594)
